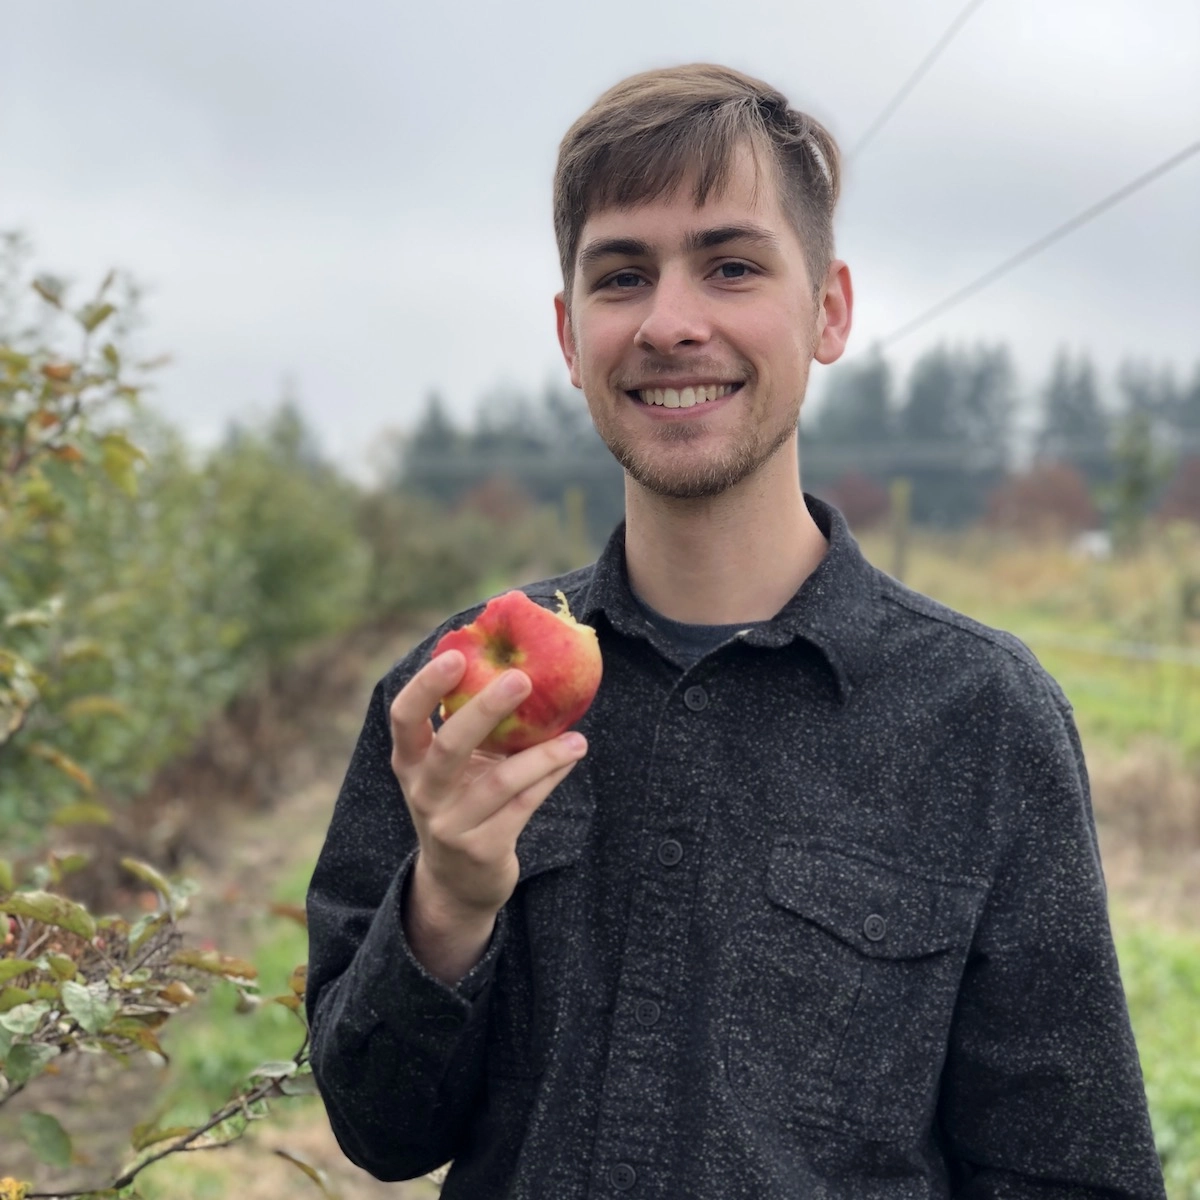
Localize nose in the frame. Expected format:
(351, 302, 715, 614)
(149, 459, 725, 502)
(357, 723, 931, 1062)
(634, 268, 712, 355)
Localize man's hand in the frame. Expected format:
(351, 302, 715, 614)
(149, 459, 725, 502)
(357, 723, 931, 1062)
(390, 648, 588, 983)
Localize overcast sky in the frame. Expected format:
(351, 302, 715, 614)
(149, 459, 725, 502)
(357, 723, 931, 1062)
(2, 0, 1197, 471)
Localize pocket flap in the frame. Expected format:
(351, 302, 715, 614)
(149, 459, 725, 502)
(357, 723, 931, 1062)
(766, 839, 984, 959)
(516, 813, 589, 881)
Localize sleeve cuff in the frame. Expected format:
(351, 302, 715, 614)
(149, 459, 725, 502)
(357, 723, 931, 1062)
(389, 849, 508, 1019)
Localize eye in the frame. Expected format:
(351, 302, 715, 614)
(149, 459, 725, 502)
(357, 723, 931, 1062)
(716, 261, 754, 280)
(604, 271, 645, 289)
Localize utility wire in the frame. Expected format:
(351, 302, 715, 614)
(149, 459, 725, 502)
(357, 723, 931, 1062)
(847, 0, 987, 160)
(879, 138, 1200, 347)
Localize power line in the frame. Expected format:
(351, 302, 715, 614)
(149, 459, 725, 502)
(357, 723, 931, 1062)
(847, 0, 987, 160)
(879, 138, 1200, 348)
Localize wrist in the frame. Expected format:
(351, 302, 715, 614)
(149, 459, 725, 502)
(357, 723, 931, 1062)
(404, 856, 499, 985)
(410, 855, 501, 933)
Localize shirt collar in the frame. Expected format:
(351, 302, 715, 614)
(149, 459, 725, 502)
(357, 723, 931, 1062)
(578, 494, 881, 702)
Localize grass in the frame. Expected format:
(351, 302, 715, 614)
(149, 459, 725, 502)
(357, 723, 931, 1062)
(1114, 907, 1200, 1199)
(859, 526, 1200, 759)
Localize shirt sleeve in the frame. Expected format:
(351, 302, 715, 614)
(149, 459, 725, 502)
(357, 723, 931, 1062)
(304, 675, 506, 1181)
(938, 691, 1166, 1199)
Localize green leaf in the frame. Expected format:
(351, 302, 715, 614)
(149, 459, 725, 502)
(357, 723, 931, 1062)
(127, 912, 166, 954)
(46, 954, 77, 981)
(119, 858, 172, 903)
(61, 695, 128, 721)
(76, 301, 115, 333)
(51, 802, 113, 827)
(130, 1122, 193, 1152)
(279, 1071, 319, 1096)
(0, 860, 13, 894)
(0, 961, 38, 986)
(0, 1001, 50, 1035)
(273, 1148, 340, 1198)
(0, 891, 97, 940)
(32, 276, 64, 308)
(27, 744, 94, 794)
(60, 637, 108, 665)
(48, 852, 90, 878)
(4, 1042, 58, 1084)
(19, 1112, 72, 1167)
(102, 342, 120, 371)
(3, 608, 55, 630)
(105, 1017, 166, 1056)
(61, 980, 119, 1035)
(0, 987, 34, 1013)
(171, 948, 257, 981)
(99, 432, 145, 497)
(249, 1059, 297, 1080)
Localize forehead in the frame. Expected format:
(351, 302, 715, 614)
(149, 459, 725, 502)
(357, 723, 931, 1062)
(575, 148, 800, 267)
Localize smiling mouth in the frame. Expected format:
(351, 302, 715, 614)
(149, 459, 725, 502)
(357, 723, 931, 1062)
(628, 382, 742, 409)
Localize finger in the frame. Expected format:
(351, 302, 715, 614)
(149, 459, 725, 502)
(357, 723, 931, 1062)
(422, 668, 533, 788)
(390, 650, 466, 771)
(443, 733, 587, 837)
(470, 754, 582, 849)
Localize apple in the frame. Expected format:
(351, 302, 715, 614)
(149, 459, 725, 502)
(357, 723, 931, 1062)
(433, 589, 602, 755)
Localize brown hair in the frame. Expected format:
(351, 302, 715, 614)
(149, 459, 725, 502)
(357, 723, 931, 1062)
(553, 63, 841, 305)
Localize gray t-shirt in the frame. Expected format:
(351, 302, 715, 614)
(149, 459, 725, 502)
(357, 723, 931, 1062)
(631, 591, 767, 669)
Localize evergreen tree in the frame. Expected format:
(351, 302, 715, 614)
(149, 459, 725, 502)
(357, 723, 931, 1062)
(398, 391, 472, 505)
(803, 350, 893, 492)
(1036, 349, 1110, 485)
(894, 343, 1013, 526)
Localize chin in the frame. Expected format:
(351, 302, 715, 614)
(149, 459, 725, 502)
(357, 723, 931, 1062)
(621, 448, 762, 500)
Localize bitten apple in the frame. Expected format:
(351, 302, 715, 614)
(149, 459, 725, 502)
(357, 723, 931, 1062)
(432, 589, 602, 755)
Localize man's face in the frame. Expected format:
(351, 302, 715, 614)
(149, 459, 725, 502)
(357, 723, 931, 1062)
(555, 142, 851, 500)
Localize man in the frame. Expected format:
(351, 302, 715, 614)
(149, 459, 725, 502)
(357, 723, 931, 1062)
(306, 64, 1165, 1198)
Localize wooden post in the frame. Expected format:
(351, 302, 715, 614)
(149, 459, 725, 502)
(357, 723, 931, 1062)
(890, 477, 912, 583)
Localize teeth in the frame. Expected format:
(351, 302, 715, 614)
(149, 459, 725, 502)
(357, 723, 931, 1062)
(638, 383, 739, 407)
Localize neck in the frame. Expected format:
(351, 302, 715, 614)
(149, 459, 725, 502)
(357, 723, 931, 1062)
(623, 437, 827, 625)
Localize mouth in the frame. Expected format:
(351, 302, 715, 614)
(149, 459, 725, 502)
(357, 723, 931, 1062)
(626, 382, 743, 409)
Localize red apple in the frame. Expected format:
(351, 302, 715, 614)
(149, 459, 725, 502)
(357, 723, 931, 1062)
(432, 589, 602, 754)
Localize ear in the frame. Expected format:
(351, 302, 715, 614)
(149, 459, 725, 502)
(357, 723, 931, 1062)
(555, 292, 583, 389)
(813, 260, 853, 365)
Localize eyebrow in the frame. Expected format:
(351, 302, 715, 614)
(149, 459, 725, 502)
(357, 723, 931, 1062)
(576, 223, 783, 274)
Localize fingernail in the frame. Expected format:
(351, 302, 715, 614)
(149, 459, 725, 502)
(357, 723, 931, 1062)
(561, 732, 586, 753)
(436, 650, 462, 671)
(499, 670, 528, 697)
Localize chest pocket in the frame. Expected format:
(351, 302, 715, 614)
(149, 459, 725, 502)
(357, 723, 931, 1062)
(486, 812, 589, 1079)
(725, 837, 986, 1142)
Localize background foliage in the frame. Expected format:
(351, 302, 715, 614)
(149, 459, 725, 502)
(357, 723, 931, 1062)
(2, 232, 1198, 1196)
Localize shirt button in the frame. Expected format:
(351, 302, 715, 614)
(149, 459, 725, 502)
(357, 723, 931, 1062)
(610, 1162, 637, 1190)
(683, 685, 709, 711)
(863, 913, 887, 942)
(657, 839, 684, 867)
(635, 999, 661, 1026)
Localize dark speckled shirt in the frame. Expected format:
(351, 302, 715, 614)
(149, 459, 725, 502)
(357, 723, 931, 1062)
(306, 496, 1165, 1200)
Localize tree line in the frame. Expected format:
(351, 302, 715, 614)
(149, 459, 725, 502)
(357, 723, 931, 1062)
(393, 345, 1200, 541)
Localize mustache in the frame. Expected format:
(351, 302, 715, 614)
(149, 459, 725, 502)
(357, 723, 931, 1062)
(616, 360, 749, 388)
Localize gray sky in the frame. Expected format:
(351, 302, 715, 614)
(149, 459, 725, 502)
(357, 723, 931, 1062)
(2, 0, 1197, 471)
